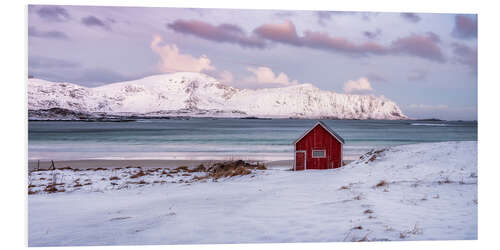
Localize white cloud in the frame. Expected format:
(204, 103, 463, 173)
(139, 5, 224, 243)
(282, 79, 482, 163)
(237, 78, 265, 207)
(343, 77, 374, 93)
(244, 67, 300, 86)
(151, 34, 215, 73)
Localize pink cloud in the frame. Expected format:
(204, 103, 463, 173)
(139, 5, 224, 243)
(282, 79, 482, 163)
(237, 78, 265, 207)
(253, 20, 302, 46)
(452, 15, 477, 39)
(168, 19, 447, 63)
(167, 19, 266, 48)
(244, 66, 303, 87)
(390, 32, 445, 62)
(302, 31, 388, 55)
(254, 21, 443, 62)
(343, 77, 374, 93)
(150, 35, 215, 73)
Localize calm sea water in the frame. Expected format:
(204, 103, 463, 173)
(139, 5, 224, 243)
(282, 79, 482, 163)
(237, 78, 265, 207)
(28, 119, 477, 161)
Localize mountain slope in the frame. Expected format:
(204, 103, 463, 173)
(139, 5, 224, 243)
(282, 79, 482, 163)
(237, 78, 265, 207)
(28, 72, 407, 119)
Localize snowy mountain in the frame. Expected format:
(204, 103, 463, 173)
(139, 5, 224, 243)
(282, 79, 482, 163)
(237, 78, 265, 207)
(28, 72, 407, 120)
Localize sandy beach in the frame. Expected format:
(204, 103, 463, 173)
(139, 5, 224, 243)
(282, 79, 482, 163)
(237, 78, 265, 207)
(28, 159, 295, 171)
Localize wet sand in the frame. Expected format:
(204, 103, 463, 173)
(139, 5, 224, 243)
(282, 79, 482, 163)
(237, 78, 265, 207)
(28, 159, 295, 171)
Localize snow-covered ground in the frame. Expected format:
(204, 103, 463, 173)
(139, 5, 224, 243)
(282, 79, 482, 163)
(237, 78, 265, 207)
(28, 141, 477, 246)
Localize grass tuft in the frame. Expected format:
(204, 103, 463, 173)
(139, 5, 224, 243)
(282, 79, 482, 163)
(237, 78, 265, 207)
(363, 209, 374, 214)
(374, 180, 389, 188)
(130, 171, 146, 179)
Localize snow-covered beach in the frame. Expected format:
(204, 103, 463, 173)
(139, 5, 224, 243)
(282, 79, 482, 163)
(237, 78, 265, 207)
(28, 141, 477, 246)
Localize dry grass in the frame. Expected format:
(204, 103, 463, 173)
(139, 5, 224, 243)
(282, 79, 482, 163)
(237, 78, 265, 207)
(363, 209, 374, 214)
(43, 184, 62, 193)
(127, 180, 149, 185)
(28, 190, 39, 195)
(437, 177, 453, 185)
(175, 166, 189, 172)
(255, 165, 266, 170)
(191, 160, 265, 181)
(192, 175, 206, 181)
(130, 171, 147, 179)
(357, 232, 372, 242)
(190, 164, 206, 172)
(30, 160, 268, 194)
(374, 180, 389, 188)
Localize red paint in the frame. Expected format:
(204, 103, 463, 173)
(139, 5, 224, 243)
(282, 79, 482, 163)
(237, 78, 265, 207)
(294, 122, 343, 170)
(295, 151, 305, 171)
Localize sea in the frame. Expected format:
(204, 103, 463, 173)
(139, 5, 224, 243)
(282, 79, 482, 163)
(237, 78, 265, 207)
(28, 118, 478, 161)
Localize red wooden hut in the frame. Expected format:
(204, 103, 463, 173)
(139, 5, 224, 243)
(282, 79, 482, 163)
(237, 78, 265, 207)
(293, 121, 345, 170)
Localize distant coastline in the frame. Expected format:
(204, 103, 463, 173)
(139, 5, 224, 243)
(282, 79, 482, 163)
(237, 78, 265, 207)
(28, 108, 478, 122)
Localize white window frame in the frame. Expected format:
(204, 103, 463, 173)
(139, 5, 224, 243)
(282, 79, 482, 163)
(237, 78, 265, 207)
(312, 149, 326, 158)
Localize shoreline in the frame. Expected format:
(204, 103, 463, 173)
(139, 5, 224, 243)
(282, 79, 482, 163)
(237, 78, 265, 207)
(28, 159, 296, 170)
(28, 158, 359, 171)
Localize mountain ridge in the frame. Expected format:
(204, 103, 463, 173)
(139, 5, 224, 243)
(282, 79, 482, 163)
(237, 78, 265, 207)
(28, 72, 408, 120)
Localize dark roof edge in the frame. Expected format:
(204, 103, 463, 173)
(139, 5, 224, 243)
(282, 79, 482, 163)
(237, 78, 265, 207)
(317, 121, 345, 144)
(293, 121, 345, 145)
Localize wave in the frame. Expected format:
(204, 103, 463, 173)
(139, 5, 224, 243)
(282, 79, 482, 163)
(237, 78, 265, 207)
(410, 123, 448, 127)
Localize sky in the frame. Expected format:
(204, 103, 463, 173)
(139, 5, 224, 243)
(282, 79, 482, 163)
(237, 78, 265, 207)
(27, 5, 477, 120)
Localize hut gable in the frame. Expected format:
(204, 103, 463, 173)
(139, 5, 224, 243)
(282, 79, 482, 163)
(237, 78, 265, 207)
(293, 121, 344, 170)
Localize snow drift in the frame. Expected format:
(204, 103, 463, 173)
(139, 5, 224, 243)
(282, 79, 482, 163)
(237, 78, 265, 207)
(28, 141, 476, 246)
(28, 72, 407, 119)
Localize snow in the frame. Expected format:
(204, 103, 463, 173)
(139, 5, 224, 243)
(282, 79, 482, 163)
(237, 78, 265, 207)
(28, 166, 211, 194)
(28, 141, 476, 246)
(28, 72, 407, 119)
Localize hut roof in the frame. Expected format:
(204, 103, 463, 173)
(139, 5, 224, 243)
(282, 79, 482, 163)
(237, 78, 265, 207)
(293, 121, 345, 145)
